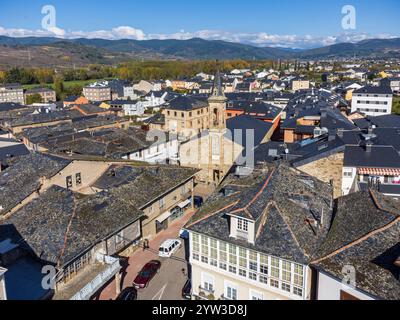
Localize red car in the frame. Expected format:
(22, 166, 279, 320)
(133, 260, 161, 289)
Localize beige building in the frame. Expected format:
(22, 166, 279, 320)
(179, 75, 244, 184)
(0, 267, 6, 300)
(291, 79, 310, 92)
(25, 88, 57, 103)
(163, 96, 210, 139)
(0, 84, 25, 104)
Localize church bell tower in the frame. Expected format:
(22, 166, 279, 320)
(207, 64, 228, 184)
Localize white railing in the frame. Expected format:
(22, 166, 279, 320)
(70, 256, 120, 300)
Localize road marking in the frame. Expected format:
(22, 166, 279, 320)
(152, 284, 167, 300)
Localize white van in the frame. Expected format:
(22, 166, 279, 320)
(158, 239, 182, 258)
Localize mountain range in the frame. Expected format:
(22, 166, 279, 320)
(0, 36, 399, 68)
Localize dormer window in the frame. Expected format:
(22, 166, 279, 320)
(237, 218, 248, 232)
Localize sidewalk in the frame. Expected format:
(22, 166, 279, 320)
(96, 210, 195, 300)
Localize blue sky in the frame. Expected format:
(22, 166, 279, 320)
(0, 0, 399, 48)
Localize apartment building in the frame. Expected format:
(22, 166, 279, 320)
(24, 88, 56, 103)
(0, 84, 25, 104)
(163, 96, 210, 139)
(185, 165, 334, 300)
(83, 82, 112, 102)
(291, 78, 310, 92)
(351, 86, 393, 116)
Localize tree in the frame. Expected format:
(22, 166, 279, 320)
(54, 76, 65, 100)
(26, 93, 43, 105)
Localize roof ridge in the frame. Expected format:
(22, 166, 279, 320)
(185, 200, 239, 229)
(56, 193, 78, 268)
(311, 215, 400, 265)
(369, 189, 400, 217)
(229, 168, 276, 216)
(274, 202, 310, 259)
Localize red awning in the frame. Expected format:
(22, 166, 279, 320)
(358, 168, 400, 176)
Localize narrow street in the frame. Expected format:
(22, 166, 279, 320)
(96, 210, 194, 300)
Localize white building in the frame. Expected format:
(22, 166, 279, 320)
(124, 133, 179, 164)
(185, 165, 334, 301)
(351, 86, 393, 116)
(0, 84, 25, 104)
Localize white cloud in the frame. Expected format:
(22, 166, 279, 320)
(0, 25, 397, 49)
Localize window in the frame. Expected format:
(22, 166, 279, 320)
(66, 176, 73, 189)
(219, 262, 227, 270)
(270, 279, 279, 288)
(225, 285, 237, 300)
(201, 236, 209, 255)
(192, 233, 200, 260)
(343, 170, 353, 178)
(293, 264, 304, 288)
(202, 274, 214, 293)
(249, 272, 257, 281)
(293, 287, 303, 297)
(159, 198, 165, 209)
(237, 218, 248, 232)
(75, 173, 82, 186)
(282, 282, 291, 292)
(260, 275, 268, 284)
(271, 257, 280, 279)
(250, 290, 263, 300)
(201, 256, 209, 264)
(229, 265, 237, 274)
(239, 269, 247, 277)
(239, 247, 247, 268)
(229, 244, 237, 265)
(282, 261, 292, 283)
(210, 238, 217, 266)
(260, 254, 268, 275)
(249, 251, 258, 271)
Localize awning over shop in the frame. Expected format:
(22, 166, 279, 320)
(156, 211, 172, 223)
(358, 167, 400, 176)
(178, 199, 191, 209)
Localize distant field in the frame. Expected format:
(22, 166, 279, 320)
(22, 79, 115, 90)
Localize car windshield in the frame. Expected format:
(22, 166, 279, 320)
(139, 270, 151, 277)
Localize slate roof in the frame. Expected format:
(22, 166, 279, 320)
(1, 185, 143, 266)
(344, 145, 400, 168)
(166, 96, 208, 111)
(6, 110, 81, 127)
(186, 164, 334, 264)
(0, 153, 72, 216)
(353, 115, 400, 129)
(353, 85, 393, 95)
(226, 114, 273, 149)
(312, 190, 400, 300)
(0, 144, 30, 163)
(44, 128, 153, 159)
(93, 164, 198, 209)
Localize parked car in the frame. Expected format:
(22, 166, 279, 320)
(158, 239, 182, 258)
(182, 279, 192, 300)
(133, 260, 161, 289)
(116, 287, 137, 300)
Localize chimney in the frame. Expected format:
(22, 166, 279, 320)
(337, 130, 344, 138)
(368, 126, 373, 135)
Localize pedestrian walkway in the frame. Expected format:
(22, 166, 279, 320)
(96, 210, 195, 300)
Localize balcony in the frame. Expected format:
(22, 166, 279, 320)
(54, 255, 121, 300)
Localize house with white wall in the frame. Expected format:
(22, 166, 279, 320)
(351, 86, 393, 116)
(184, 165, 334, 300)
